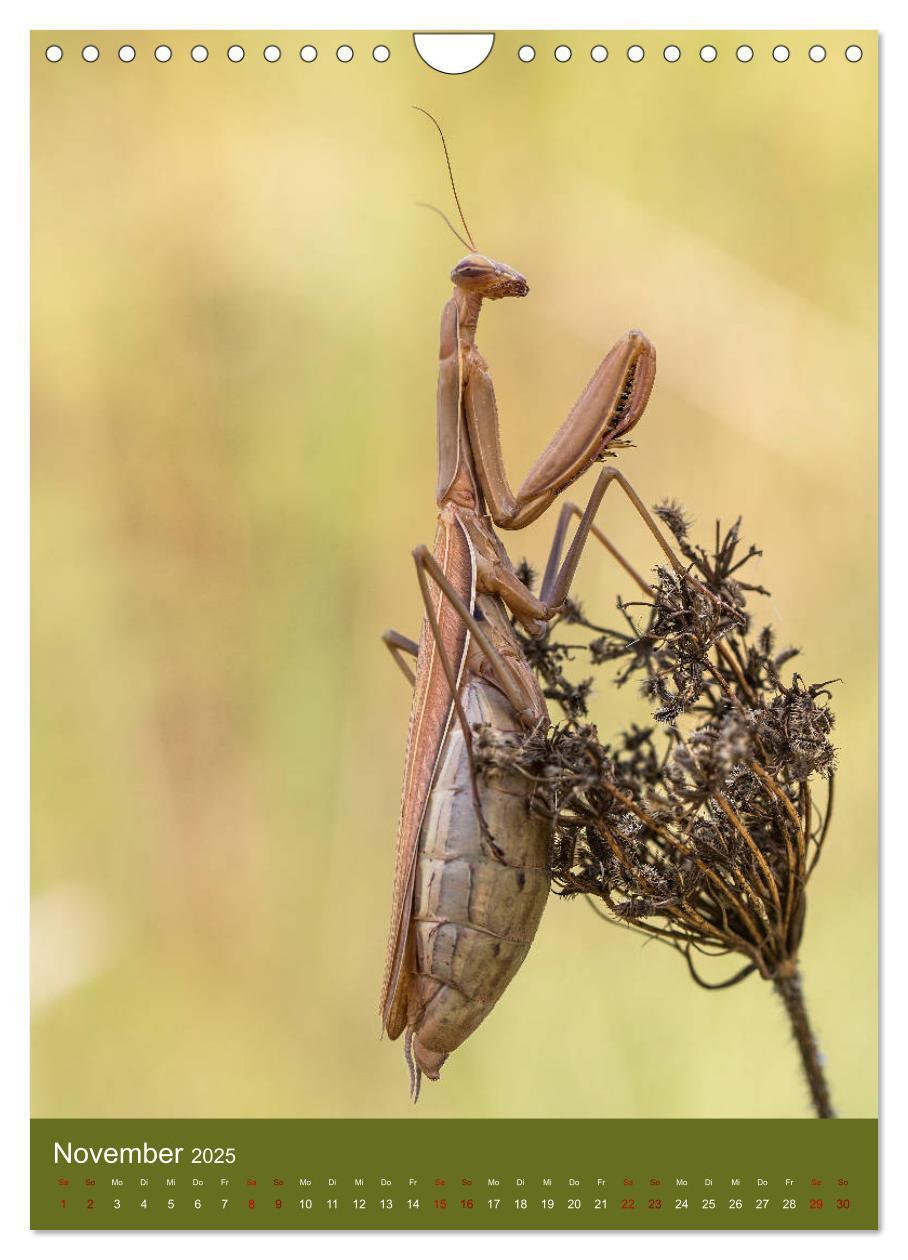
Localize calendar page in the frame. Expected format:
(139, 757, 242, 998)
(29, 27, 878, 1232)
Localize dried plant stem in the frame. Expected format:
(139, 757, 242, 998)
(773, 967, 835, 1119)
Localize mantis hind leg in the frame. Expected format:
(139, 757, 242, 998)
(382, 629, 419, 687)
(412, 544, 539, 725)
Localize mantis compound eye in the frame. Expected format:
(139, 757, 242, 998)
(451, 254, 494, 287)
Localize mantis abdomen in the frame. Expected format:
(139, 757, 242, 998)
(405, 674, 552, 1081)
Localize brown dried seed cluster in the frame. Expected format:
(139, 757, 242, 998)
(481, 511, 837, 988)
(481, 508, 839, 1118)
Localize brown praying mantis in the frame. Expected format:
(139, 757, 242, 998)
(380, 112, 687, 1097)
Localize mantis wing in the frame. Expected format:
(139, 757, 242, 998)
(380, 510, 476, 1036)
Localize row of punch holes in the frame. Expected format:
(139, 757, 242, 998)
(44, 41, 864, 65)
(44, 43, 387, 64)
(530, 42, 863, 63)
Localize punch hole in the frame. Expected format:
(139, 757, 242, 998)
(517, 45, 535, 62)
(554, 45, 572, 63)
(590, 45, 608, 63)
(264, 45, 281, 63)
(413, 33, 494, 74)
(699, 45, 717, 62)
(227, 45, 245, 62)
(772, 45, 790, 62)
(82, 45, 100, 62)
(154, 45, 172, 63)
(118, 45, 136, 63)
(191, 45, 208, 62)
(372, 45, 390, 62)
(808, 45, 826, 62)
(845, 45, 863, 62)
(337, 45, 354, 62)
(300, 45, 317, 63)
(663, 45, 681, 62)
(736, 45, 754, 62)
(45, 44, 63, 62)
(627, 45, 645, 63)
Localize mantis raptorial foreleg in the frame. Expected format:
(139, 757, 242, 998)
(463, 332, 655, 531)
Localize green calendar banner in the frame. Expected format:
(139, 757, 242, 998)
(31, 1119, 877, 1230)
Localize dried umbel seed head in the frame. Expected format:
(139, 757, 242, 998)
(483, 510, 836, 988)
(479, 508, 839, 1117)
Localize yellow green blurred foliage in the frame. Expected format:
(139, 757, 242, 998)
(31, 31, 876, 1117)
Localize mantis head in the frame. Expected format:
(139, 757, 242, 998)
(451, 253, 529, 300)
(415, 108, 529, 300)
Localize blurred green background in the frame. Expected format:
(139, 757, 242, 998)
(31, 31, 876, 1118)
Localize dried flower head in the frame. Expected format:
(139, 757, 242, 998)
(476, 509, 838, 1117)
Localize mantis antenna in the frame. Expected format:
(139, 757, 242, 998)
(413, 106, 478, 251)
(414, 201, 475, 252)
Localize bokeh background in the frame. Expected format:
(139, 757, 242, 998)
(31, 30, 877, 1118)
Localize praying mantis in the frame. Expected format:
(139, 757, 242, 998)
(380, 112, 685, 1097)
